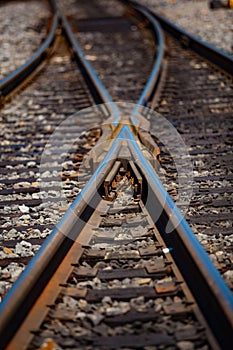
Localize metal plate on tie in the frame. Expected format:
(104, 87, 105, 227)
(145, 259, 169, 275)
(100, 217, 123, 227)
(92, 229, 116, 242)
(129, 226, 149, 238)
(73, 266, 97, 278)
(83, 248, 106, 259)
(50, 309, 77, 321)
(139, 246, 162, 257)
(155, 281, 178, 295)
(175, 326, 198, 341)
(145, 258, 165, 270)
(61, 287, 87, 299)
(126, 214, 147, 225)
(163, 302, 191, 315)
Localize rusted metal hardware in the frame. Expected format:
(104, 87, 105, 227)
(0, 1, 233, 349)
(129, 160, 142, 199)
(0, 4, 164, 344)
(104, 161, 121, 200)
(0, 140, 121, 349)
(88, 113, 233, 348)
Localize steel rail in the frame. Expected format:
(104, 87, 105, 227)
(128, 6, 164, 108)
(59, 3, 165, 126)
(121, 4, 233, 346)
(55, 3, 233, 348)
(60, 14, 119, 119)
(0, 13, 59, 99)
(153, 12, 233, 76)
(0, 4, 165, 348)
(0, 1, 232, 350)
(130, 9, 164, 127)
(0, 142, 121, 350)
(120, 124, 233, 350)
(49, 0, 118, 118)
(125, 0, 233, 76)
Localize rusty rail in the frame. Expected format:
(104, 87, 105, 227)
(0, 1, 232, 349)
(125, 0, 233, 76)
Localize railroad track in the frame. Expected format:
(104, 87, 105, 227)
(0, 0, 232, 349)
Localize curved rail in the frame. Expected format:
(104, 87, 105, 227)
(0, 4, 164, 348)
(0, 13, 59, 99)
(59, 3, 165, 124)
(153, 12, 233, 76)
(60, 14, 119, 118)
(126, 0, 233, 76)
(130, 6, 164, 108)
(0, 1, 232, 350)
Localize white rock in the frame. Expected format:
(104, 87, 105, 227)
(76, 312, 86, 320)
(41, 171, 51, 178)
(8, 228, 17, 236)
(21, 241, 32, 248)
(102, 296, 112, 305)
(18, 204, 29, 213)
(27, 161, 36, 167)
(15, 241, 33, 257)
(87, 313, 104, 326)
(105, 306, 122, 316)
(63, 296, 78, 309)
(177, 341, 194, 350)
(20, 214, 30, 220)
(223, 270, 233, 280)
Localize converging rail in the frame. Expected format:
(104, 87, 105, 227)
(0, 0, 232, 349)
